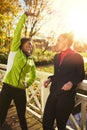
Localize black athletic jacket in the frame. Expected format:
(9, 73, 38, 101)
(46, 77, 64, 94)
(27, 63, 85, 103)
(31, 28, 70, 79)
(49, 52, 85, 95)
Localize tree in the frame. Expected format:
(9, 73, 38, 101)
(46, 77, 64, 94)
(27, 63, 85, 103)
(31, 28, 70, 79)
(22, 0, 52, 38)
(0, 0, 54, 62)
(0, 0, 21, 54)
(21, 0, 54, 54)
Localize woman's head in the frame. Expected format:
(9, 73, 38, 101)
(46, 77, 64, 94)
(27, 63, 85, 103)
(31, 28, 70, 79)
(20, 38, 34, 56)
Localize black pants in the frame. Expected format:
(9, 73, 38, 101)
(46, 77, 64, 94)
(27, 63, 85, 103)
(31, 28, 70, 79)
(0, 84, 28, 130)
(43, 92, 75, 130)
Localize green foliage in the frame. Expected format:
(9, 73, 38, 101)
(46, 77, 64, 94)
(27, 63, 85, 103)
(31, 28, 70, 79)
(0, 0, 22, 53)
(33, 48, 55, 62)
(0, 53, 7, 64)
(37, 65, 54, 73)
(80, 52, 87, 57)
(80, 52, 87, 72)
(0, 0, 20, 14)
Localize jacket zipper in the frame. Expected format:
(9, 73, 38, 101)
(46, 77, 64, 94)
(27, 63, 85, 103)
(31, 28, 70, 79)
(17, 59, 27, 87)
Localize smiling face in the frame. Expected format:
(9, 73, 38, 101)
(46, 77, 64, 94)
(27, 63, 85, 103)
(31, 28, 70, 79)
(21, 41, 33, 56)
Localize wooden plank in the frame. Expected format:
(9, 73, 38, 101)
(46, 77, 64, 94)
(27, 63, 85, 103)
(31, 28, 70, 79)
(1, 106, 43, 130)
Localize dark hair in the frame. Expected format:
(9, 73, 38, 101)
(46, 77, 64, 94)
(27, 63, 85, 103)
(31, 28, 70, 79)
(20, 37, 31, 48)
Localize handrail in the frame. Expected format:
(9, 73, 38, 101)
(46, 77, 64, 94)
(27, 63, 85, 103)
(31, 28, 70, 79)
(0, 63, 7, 70)
(77, 80, 87, 91)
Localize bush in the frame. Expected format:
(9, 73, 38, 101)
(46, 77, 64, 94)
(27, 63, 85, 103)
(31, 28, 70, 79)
(0, 53, 7, 64)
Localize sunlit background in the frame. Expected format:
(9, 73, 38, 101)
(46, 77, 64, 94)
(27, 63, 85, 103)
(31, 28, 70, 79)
(46, 0, 87, 42)
(19, 0, 87, 42)
(20, 0, 87, 41)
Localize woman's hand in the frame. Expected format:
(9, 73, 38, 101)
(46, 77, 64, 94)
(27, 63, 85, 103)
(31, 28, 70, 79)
(61, 81, 73, 91)
(25, 11, 36, 17)
(44, 78, 51, 88)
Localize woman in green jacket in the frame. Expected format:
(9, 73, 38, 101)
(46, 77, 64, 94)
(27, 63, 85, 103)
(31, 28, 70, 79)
(0, 11, 36, 130)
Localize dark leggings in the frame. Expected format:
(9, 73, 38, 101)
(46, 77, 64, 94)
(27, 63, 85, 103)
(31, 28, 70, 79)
(43, 92, 75, 130)
(0, 84, 28, 130)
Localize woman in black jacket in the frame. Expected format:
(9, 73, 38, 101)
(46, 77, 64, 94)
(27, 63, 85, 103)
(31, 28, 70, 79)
(43, 32, 85, 130)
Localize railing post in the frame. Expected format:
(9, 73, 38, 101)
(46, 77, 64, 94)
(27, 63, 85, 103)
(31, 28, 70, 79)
(41, 79, 50, 114)
(77, 80, 87, 130)
(81, 100, 87, 130)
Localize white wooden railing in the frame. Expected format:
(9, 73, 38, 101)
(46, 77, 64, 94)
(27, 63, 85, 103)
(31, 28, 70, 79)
(0, 64, 50, 119)
(0, 63, 87, 130)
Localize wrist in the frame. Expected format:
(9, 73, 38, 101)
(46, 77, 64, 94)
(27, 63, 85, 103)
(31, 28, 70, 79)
(24, 12, 28, 16)
(48, 78, 51, 82)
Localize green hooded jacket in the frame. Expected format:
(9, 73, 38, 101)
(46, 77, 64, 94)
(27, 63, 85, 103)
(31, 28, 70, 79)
(3, 13, 36, 89)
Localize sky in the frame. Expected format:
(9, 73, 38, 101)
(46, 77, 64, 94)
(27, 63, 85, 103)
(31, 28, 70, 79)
(19, 0, 87, 42)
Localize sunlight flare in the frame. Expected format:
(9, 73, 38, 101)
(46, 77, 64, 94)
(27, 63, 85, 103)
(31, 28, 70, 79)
(67, 7, 87, 42)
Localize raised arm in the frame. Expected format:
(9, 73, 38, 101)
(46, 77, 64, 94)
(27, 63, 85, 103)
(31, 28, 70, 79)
(11, 12, 36, 51)
(11, 13, 27, 51)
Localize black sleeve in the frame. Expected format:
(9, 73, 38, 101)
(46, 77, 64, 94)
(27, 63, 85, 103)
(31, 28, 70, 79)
(70, 53, 85, 85)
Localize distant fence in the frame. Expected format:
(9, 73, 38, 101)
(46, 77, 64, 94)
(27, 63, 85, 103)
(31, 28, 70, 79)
(0, 63, 87, 130)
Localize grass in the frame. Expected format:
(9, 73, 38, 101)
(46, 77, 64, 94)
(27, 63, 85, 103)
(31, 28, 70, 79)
(37, 65, 54, 73)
